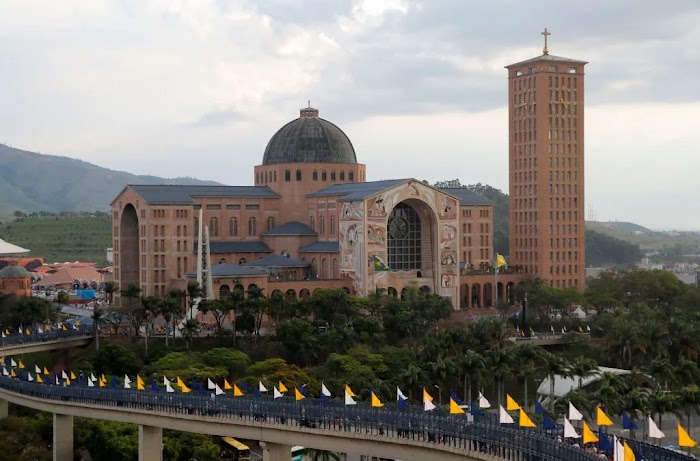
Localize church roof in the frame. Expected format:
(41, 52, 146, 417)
(36, 266, 103, 286)
(186, 263, 268, 278)
(505, 53, 588, 69)
(262, 221, 316, 236)
(241, 254, 308, 268)
(262, 107, 357, 165)
(299, 241, 340, 253)
(0, 264, 30, 279)
(0, 238, 30, 256)
(195, 241, 272, 254)
(126, 185, 278, 205)
(307, 179, 408, 201)
(437, 188, 493, 205)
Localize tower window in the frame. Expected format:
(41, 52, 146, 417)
(285, 170, 291, 182)
(267, 217, 275, 231)
(229, 218, 238, 237)
(313, 170, 318, 181)
(349, 171, 354, 182)
(330, 171, 336, 181)
(340, 170, 345, 181)
(322, 170, 327, 181)
(296, 170, 302, 181)
(248, 217, 257, 236)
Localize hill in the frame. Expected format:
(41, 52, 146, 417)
(0, 213, 111, 263)
(0, 144, 221, 220)
(587, 220, 700, 253)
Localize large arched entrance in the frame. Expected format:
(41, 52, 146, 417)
(119, 204, 140, 295)
(387, 202, 423, 271)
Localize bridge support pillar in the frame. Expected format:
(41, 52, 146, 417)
(139, 425, 162, 461)
(53, 414, 73, 461)
(0, 398, 8, 419)
(261, 442, 292, 461)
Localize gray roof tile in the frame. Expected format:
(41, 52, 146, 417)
(505, 54, 588, 69)
(130, 185, 279, 204)
(307, 179, 408, 201)
(194, 241, 272, 253)
(262, 221, 316, 236)
(241, 254, 308, 267)
(186, 263, 268, 278)
(438, 188, 493, 205)
(299, 241, 340, 252)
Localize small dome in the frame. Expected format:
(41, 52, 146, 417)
(0, 264, 30, 279)
(262, 106, 357, 165)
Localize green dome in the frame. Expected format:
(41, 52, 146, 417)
(262, 107, 357, 165)
(0, 265, 30, 279)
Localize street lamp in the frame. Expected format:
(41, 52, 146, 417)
(434, 384, 442, 407)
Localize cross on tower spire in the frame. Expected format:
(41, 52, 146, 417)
(541, 28, 551, 55)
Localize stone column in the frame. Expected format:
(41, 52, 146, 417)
(139, 425, 163, 461)
(53, 414, 74, 461)
(0, 399, 8, 419)
(261, 442, 292, 461)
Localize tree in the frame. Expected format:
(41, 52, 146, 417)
(198, 298, 230, 339)
(56, 291, 69, 306)
(569, 356, 599, 391)
(140, 296, 160, 357)
(13, 297, 53, 327)
(186, 282, 203, 321)
(90, 344, 140, 377)
(103, 281, 119, 306)
(179, 319, 199, 350)
(92, 307, 104, 351)
(458, 350, 486, 404)
(540, 351, 570, 413)
(302, 449, 342, 461)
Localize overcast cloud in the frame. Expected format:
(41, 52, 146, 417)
(0, 0, 698, 229)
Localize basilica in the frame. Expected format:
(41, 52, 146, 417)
(111, 106, 521, 309)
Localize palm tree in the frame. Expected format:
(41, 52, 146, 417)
(301, 449, 341, 461)
(140, 295, 160, 356)
(678, 384, 700, 433)
(245, 285, 266, 337)
(186, 281, 203, 320)
(458, 350, 485, 404)
(398, 363, 426, 400)
(56, 291, 69, 306)
(103, 281, 118, 306)
(512, 344, 542, 411)
(484, 346, 514, 409)
(158, 296, 179, 348)
(649, 390, 680, 430)
(540, 351, 570, 413)
(120, 283, 141, 310)
(229, 288, 245, 346)
(166, 289, 186, 345)
(120, 284, 142, 338)
(179, 319, 199, 350)
(91, 307, 104, 351)
(569, 356, 599, 391)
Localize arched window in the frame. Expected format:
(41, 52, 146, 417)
(238, 258, 247, 265)
(330, 215, 335, 235)
(340, 170, 345, 181)
(176, 225, 181, 237)
(267, 216, 275, 231)
(248, 217, 257, 236)
(387, 202, 422, 270)
(285, 170, 291, 182)
(229, 218, 238, 237)
(265, 171, 269, 183)
(330, 171, 336, 181)
(177, 257, 181, 278)
(273, 171, 277, 182)
(313, 170, 318, 181)
(319, 216, 325, 235)
(322, 170, 327, 181)
(183, 225, 187, 237)
(219, 285, 230, 298)
(349, 171, 354, 182)
(310, 215, 315, 231)
(296, 170, 302, 181)
(209, 217, 219, 237)
(194, 217, 199, 236)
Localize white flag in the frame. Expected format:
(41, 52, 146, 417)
(215, 384, 224, 396)
(322, 383, 331, 397)
(564, 418, 580, 438)
(18, 327, 21, 334)
(10, 359, 17, 367)
(1, 332, 5, 338)
(259, 381, 268, 393)
(61, 370, 68, 380)
(55, 376, 59, 385)
(124, 375, 132, 385)
(648, 416, 665, 438)
(274, 386, 283, 399)
(124, 380, 131, 389)
(87, 377, 95, 387)
(27, 372, 34, 382)
(35, 365, 41, 374)
(207, 378, 216, 390)
(562, 327, 566, 334)
(569, 402, 583, 421)
(424, 398, 436, 411)
(478, 391, 491, 409)
(90, 373, 97, 382)
(166, 382, 175, 393)
(614, 436, 624, 461)
(38, 327, 44, 334)
(397, 386, 407, 401)
(586, 325, 591, 332)
(2, 368, 8, 376)
(345, 390, 357, 405)
(163, 376, 171, 386)
(499, 405, 514, 424)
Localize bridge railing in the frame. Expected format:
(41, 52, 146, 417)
(0, 328, 91, 349)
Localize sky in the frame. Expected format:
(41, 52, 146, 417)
(0, 0, 699, 230)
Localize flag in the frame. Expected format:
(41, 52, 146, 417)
(597, 406, 614, 426)
(478, 391, 491, 409)
(579, 325, 584, 332)
(623, 441, 636, 461)
(124, 375, 132, 385)
(4, 329, 9, 335)
(648, 416, 665, 438)
(496, 253, 507, 268)
(233, 384, 244, 397)
(150, 379, 160, 392)
(583, 421, 599, 444)
(101, 374, 106, 383)
(295, 388, 305, 401)
(506, 394, 520, 411)
(622, 412, 638, 430)
(25, 328, 30, 335)
(37, 374, 43, 384)
(10, 369, 16, 378)
(35, 365, 41, 374)
(99, 378, 105, 388)
(423, 388, 433, 403)
(321, 383, 331, 401)
(1, 367, 8, 376)
(470, 401, 484, 416)
(614, 436, 623, 461)
(551, 325, 555, 334)
(62, 324, 67, 331)
(163, 376, 170, 386)
(397, 386, 407, 401)
(519, 409, 536, 428)
(535, 400, 545, 414)
(345, 390, 356, 405)
(499, 405, 514, 424)
(278, 381, 288, 393)
(18, 360, 25, 369)
(543, 414, 558, 430)
(87, 376, 94, 387)
(586, 325, 591, 332)
(373, 255, 391, 271)
(259, 381, 268, 393)
(124, 379, 131, 389)
(90, 372, 96, 381)
(346, 385, 356, 397)
(299, 384, 308, 396)
(398, 396, 409, 410)
(598, 432, 613, 452)
(569, 402, 583, 421)
(61, 370, 68, 380)
(450, 391, 462, 405)
(207, 378, 216, 390)
(253, 388, 261, 398)
(274, 386, 283, 399)
(371, 390, 383, 408)
(678, 423, 697, 448)
(564, 418, 580, 438)
(137, 375, 145, 391)
(65, 377, 71, 386)
(224, 379, 232, 391)
(424, 398, 435, 411)
(166, 382, 175, 393)
(215, 384, 224, 396)
(70, 371, 76, 380)
(27, 372, 34, 382)
(449, 397, 464, 414)
(10, 359, 16, 367)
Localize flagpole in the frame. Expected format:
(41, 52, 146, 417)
(494, 252, 498, 309)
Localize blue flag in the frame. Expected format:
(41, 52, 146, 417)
(300, 384, 308, 396)
(622, 412, 639, 430)
(450, 391, 462, 405)
(535, 400, 545, 414)
(598, 432, 613, 451)
(240, 382, 249, 391)
(111, 376, 119, 388)
(150, 379, 160, 391)
(543, 414, 558, 430)
(254, 388, 261, 398)
(320, 392, 328, 402)
(398, 396, 409, 409)
(470, 400, 484, 416)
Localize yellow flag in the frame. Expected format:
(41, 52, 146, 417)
(4, 329, 9, 335)
(496, 253, 507, 268)
(62, 325, 67, 331)
(233, 384, 244, 397)
(423, 388, 433, 402)
(579, 326, 584, 332)
(224, 379, 232, 390)
(295, 388, 306, 401)
(279, 381, 288, 393)
(623, 441, 636, 461)
(137, 375, 145, 391)
(596, 407, 614, 426)
(346, 385, 356, 397)
(679, 423, 697, 448)
(450, 397, 464, 414)
(66, 377, 71, 386)
(371, 391, 383, 408)
(101, 374, 106, 383)
(506, 394, 520, 411)
(99, 379, 106, 388)
(75, 321, 81, 327)
(582, 421, 599, 444)
(10, 369, 16, 378)
(37, 374, 44, 384)
(70, 371, 76, 380)
(18, 360, 25, 369)
(519, 409, 536, 427)
(25, 329, 31, 335)
(44, 367, 50, 376)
